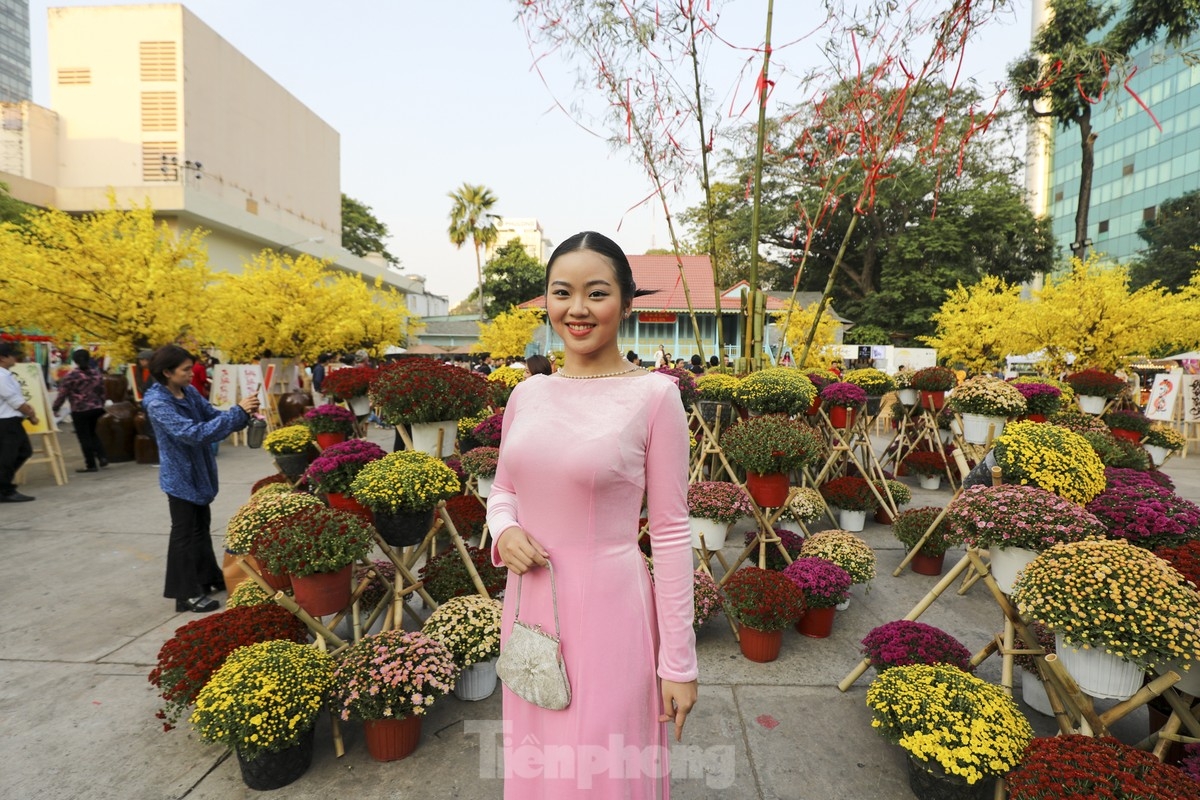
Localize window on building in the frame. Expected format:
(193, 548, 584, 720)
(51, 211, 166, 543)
(140, 91, 178, 131)
(1054, 190, 1064, 202)
(1098, 220, 1110, 234)
(1122, 162, 1135, 177)
(139, 41, 177, 81)
(1143, 206, 1157, 222)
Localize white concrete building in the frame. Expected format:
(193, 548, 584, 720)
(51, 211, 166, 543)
(0, 4, 415, 294)
(485, 216, 553, 263)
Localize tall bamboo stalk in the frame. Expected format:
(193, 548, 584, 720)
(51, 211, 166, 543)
(688, 10, 723, 357)
(744, 0, 775, 365)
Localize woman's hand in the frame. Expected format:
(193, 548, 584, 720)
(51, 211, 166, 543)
(660, 679, 698, 742)
(496, 526, 549, 575)
(238, 395, 260, 414)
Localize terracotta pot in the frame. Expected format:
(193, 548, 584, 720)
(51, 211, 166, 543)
(805, 394, 821, 416)
(1021, 413, 1047, 423)
(290, 564, 353, 616)
(326, 491, 373, 523)
(222, 551, 253, 595)
(910, 550, 945, 576)
(259, 564, 292, 592)
(738, 625, 783, 663)
(315, 431, 347, 450)
(795, 606, 836, 638)
(919, 390, 946, 411)
(874, 507, 895, 525)
(828, 405, 856, 429)
(1110, 427, 1142, 443)
(744, 471, 789, 508)
(363, 715, 422, 762)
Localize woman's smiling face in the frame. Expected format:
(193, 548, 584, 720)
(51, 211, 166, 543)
(546, 249, 629, 363)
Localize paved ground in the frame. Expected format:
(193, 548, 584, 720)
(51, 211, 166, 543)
(2, 424, 1196, 799)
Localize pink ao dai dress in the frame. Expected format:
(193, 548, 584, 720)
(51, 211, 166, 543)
(487, 371, 698, 799)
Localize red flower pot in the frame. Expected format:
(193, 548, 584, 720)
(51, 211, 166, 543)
(326, 491, 374, 524)
(828, 405, 856, 429)
(745, 471, 790, 507)
(316, 431, 347, 450)
(874, 506, 895, 525)
(363, 715, 422, 762)
(738, 625, 783, 662)
(805, 394, 821, 416)
(1020, 413, 1048, 423)
(910, 550, 946, 576)
(795, 606, 836, 638)
(919, 390, 945, 411)
(256, 559, 291, 592)
(1110, 428, 1142, 443)
(290, 564, 353, 617)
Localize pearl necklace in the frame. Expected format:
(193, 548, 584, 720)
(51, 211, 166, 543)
(556, 365, 643, 380)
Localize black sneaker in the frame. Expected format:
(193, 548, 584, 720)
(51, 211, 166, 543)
(0, 492, 34, 502)
(76, 467, 98, 473)
(175, 595, 220, 613)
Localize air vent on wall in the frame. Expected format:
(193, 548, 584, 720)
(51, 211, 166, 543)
(139, 41, 177, 81)
(141, 92, 178, 131)
(142, 142, 178, 182)
(57, 68, 91, 85)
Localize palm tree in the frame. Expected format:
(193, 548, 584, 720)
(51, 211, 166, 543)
(447, 183, 498, 318)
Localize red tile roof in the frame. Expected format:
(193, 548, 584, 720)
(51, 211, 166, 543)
(519, 255, 792, 312)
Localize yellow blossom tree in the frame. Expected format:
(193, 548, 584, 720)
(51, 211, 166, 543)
(772, 302, 839, 369)
(921, 275, 1027, 374)
(0, 200, 212, 361)
(473, 307, 544, 358)
(1017, 254, 1177, 372)
(209, 250, 419, 362)
(1166, 270, 1200, 354)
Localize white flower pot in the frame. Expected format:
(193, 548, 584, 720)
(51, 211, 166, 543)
(835, 597, 850, 611)
(1145, 444, 1169, 467)
(897, 388, 919, 406)
(918, 474, 941, 491)
(1020, 673, 1055, 716)
(989, 546, 1038, 595)
(838, 509, 866, 532)
(939, 429, 954, 445)
(476, 475, 494, 498)
(1157, 658, 1200, 697)
(1078, 394, 1107, 415)
(348, 395, 372, 416)
(453, 658, 498, 702)
(960, 413, 1006, 445)
(1055, 634, 1144, 700)
(410, 419, 459, 457)
(689, 516, 730, 550)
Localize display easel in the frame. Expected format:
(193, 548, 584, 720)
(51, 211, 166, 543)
(688, 403, 737, 483)
(10, 362, 68, 487)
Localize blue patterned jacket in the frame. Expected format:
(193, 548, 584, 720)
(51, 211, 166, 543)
(143, 382, 250, 505)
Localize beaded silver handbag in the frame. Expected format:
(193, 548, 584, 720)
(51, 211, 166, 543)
(495, 561, 571, 710)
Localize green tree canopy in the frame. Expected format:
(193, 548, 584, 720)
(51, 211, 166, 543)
(0, 182, 34, 226)
(341, 193, 399, 265)
(448, 183, 498, 318)
(476, 238, 544, 318)
(1130, 189, 1200, 292)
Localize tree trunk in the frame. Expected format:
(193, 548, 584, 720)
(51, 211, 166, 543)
(473, 241, 486, 319)
(1072, 107, 1096, 262)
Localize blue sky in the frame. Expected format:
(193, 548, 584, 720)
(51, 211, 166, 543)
(30, 1, 1035, 306)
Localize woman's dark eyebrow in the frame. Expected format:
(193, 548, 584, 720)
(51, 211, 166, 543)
(549, 279, 613, 287)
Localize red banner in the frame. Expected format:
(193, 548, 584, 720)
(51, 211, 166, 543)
(638, 312, 677, 324)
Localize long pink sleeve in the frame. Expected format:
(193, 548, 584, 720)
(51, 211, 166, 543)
(486, 383, 524, 567)
(645, 386, 698, 682)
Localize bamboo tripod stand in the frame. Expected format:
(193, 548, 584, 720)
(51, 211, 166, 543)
(878, 400, 960, 492)
(809, 403, 899, 518)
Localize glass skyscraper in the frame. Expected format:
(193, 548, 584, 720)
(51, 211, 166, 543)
(0, 0, 30, 103)
(1044, 29, 1200, 262)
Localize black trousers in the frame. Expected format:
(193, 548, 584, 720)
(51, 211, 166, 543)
(163, 495, 223, 600)
(70, 408, 107, 468)
(0, 417, 33, 496)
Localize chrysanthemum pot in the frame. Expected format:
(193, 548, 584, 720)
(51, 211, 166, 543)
(236, 725, 315, 790)
(795, 606, 836, 638)
(1054, 634, 1144, 700)
(273, 452, 310, 480)
(960, 413, 1006, 445)
(347, 395, 372, 417)
(326, 491, 373, 523)
(910, 550, 945, 576)
(919, 390, 945, 411)
(475, 475, 494, 498)
(315, 432, 347, 450)
(453, 658, 499, 702)
(1145, 444, 1170, 467)
(905, 754, 994, 800)
(837, 508, 866, 532)
(918, 474, 942, 491)
(689, 516, 730, 550)
(1077, 394, 1106, 415)
(988, 546, 1037, 595)
(290, 564, 353, 617)
(1020, 673, 1054, 717)
(828, 405, 856, 429)
(373, 508, 436, 548)
(1109, 427, 1142, 443)
(897, 388, 919, 406)
(744, 471, 789, 508)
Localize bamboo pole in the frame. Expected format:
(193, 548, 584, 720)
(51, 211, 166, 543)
(1152, 714, 1185, 760)
(1043, 654, 1106, 736)
(1098, 672, 1180, 729)
(1160, 687, 1200, 739)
